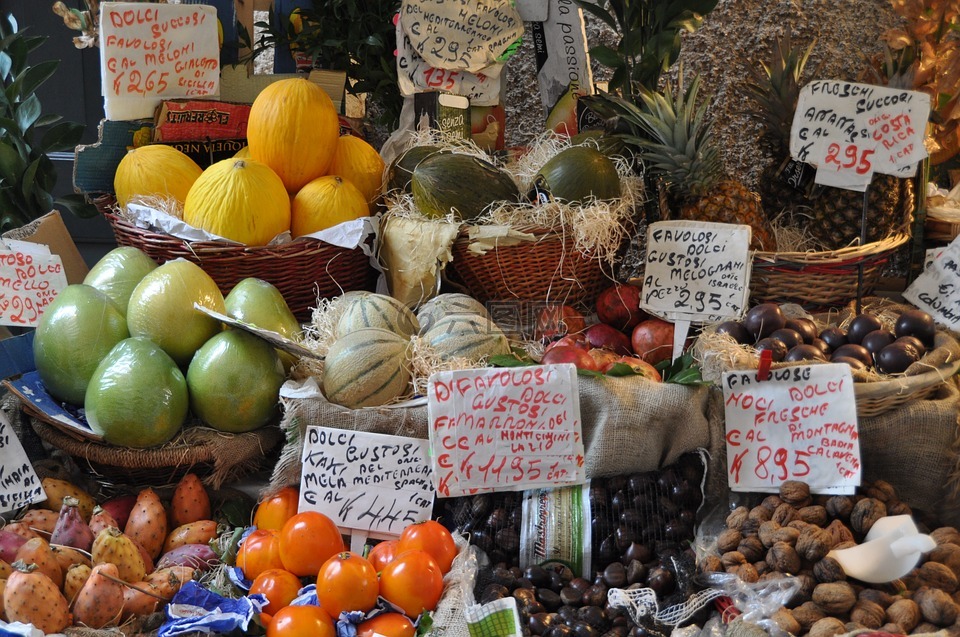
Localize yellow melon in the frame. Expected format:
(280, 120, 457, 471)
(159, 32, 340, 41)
(328, 135, 386, 213)
(247, 78, 340, 192)
(183, 158, 291, 246)
(113, 145, 203, 209)
(291, 175, 368, 238)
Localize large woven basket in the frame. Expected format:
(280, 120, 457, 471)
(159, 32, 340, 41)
(446, 225, 612, 310)
(96, 195, 377, 321)
(854, 360, 960, 417)
(750, 232, 911, 309)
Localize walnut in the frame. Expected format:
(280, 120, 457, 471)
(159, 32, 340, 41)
(758, 520, 781, 548)
(832, 541, 857, 551)
(919, 561, 959, 593)
(788, 572, 818, 607)
(740, 518, 762, 537)
(808, 617, 847, 637)
(859, 588, 894, 608)
(738, 536, 765, 563)
(754, 560, 771, 576)
(726, 506, 750, 531)
(799, 505, 829, 527)
(825, 519, 855, 545)
(866, 479, 898, 502)
(748, 505, 772, 524)
(915, 586, 959, 626)
(780, 480, 812, 507)
(850, 498, 887, 536)
(887, 500, 913, 517)
(772, 526, 801, 546)
(797, 525, 835, 562)
(912, 622, 941, 634)
(813, 556, 847, 583)
(721, 551, 748, 569)
(789, 519, 811, 531)
(733, 562, 759, 583)
(761, 494, 784, 511)
(767, 541, 802, 573)
(825, 495, 854, 520)
(929, 543, 960, 578)
(931, 527, 960, 547)
(758, 571, 784, 583)
(771, 609, 801, 635)
(887, 598, 922, 633)
(851, 600, 885, 629)
(717, 528, 743, 553)
(772, 502, 800, 526)
(699, 554, 723, 573)
(844, 622, 867, 633)
(812, 581, 857, 614)
(879, 623, 904, 635)
(792, 601, 827, 629)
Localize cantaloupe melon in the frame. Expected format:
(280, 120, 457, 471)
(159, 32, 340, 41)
(416, 293, 489, 334)
(323, 328, 411, 408)
(423, 314, 510, 361)
(336, 293, 419, 339)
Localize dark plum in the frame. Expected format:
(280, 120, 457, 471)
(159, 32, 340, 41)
(755, 337, 788, 362)
(744, 303, 787, 340)
(895, 309, 936, 346)
(830, 343, 872, 367)
(847, 313, 884, 345)
(895, 335, 926, 356)
(860, 329, 896, 357)
(818, 327, 848, 351)
(810, 337, 831, 355)
(784, 344, 827, 362)
(715, 320, 752, 344)
(769, 328, 803, 349)
(785, 317, 818, 343)
(831, 355, 866, 371)
(876, 342, 920, 374)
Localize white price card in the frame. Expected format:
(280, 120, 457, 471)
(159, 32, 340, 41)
(299, 427, 435, 538)
(722, 363, 861, 495)
(790, 80, 930, 190)
(427, 364, 586, 498)
(904, 234, 960, 330)
(0, 410, 46, 513)
(0, 247, 67, 327)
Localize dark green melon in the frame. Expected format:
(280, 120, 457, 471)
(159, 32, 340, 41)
(386, 145, 449, 193)
(535, 146, 622, 204)
(411, 153, 520, 221)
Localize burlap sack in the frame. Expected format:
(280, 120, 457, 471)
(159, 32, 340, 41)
(269, 376, 720, 494)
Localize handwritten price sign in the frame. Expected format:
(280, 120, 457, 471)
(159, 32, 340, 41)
(427, 364, 586, 498)
(904, 235, 960, 330)
(641, 221, 751, 324)
(0, 410, 45, 513)
(100, 3, 219, 100)
(299, 427, 435, 537)
(0, 247, 67, 327)
(790, 80, 930, 190)
(723, 364, 861, 495)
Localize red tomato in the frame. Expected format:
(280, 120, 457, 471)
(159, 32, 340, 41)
(357, 613, 416, 637)
(316, 551, 379, 617)
(236, 529, 284, 580)
(254, 487, 300, 531)
(278, 511, 345, 577)
(378, 550, 444, 618)
(266, 605, 334, 637)
(250, 568, 303, 615)
(397, 520, 457, 573)
(366, 539, 398, 573)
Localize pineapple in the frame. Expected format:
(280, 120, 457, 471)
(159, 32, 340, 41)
(621, 75, 777, 251)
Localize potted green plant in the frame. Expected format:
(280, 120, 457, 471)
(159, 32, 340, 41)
(0, 12, 95, 232)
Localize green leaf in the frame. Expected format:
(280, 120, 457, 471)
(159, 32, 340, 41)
(0, 143, 23, 181)
(575, 0, 618, 30)
(0, 51, 11, 82)
(19, 60, 58, 97)
(34, 113, 60, 128)
(416, 612, 434, 637)
(56, 194, 99, 219)
(15, 94, 40, 132)
(589, 45, 625, 70)
(604, 362, 635, 377)
(20, 157, 39, 201)
(39, 121, 83, 153)
(488, 353, 535, 367)
(577, 368, 605, 378)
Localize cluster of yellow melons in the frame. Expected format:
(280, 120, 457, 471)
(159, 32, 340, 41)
(112, 78, 385, 247)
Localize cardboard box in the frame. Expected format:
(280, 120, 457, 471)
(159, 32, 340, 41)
(1, 211, 90, 285)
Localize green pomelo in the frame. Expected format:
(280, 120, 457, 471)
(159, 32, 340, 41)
(187, 329, 285, 432)
(336, 292, 419, 339)
(126, 259, 225, 367)
(424, 313, 510, 361)
(386, 145, 449, 194)
(33, 284, 129, 406)
(82, 246, 158, 316)
(416, 293, 489, 334)
(535, 146, 622, 204)
(411, 153, 520, 221)
(225, 277, 302, 370)
(84, 337, 188, 448)
(323, 328, 411, 408)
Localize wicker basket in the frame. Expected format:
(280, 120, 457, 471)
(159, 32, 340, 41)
(446, 225, 613, 310)
(926, 217, 960, 243)
(854, 360, 960, 417)
(750, 232, 911, 309)
(96, 195, 377, 321)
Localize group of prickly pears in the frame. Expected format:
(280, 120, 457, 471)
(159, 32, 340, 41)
(0, 473, 218, 632)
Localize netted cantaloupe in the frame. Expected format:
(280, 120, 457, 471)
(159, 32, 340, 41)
(336, 293, 419, 339)
(323, 328, 411, 408)
(416, 293, 489, 334)
(114, 145, 203, 209)
(328, 135, 386, 213)
(183, 159, 291, 246)
(291, 175, 368, 238)
(423, 313, 510, 361)
(247, 78, 340, 192)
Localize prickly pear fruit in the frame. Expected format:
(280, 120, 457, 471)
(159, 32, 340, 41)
(163, 519, 218, 554)
(63, 562, 92, 604)
(0, 530, 27, 563)
(40, 477, 95, 521)
(4, 560, 72, 634)
(73, 562, 124, 628)
(51, 544, 92, 573)
(3, 522, 40, 541)
(50, 495, 95, 552)
(135, 538, 155, 575)
(92, 527, 146, 583)
(0, 558, 10, 579)
(0, 578, 5, 620)
(125, 487, 168, 560)
(170, 473, 211, 527)
(156, 543, 219, 571)
(15, 537, 63, 588)
(121, 581, 163, 620)
(18, 508, 59, 535)
(89, 505, 119, 537)
(145, 565, 195, 598)
(101, 493, 138, 529)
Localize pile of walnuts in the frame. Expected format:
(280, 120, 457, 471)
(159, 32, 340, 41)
(700, 480, 960, 637)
